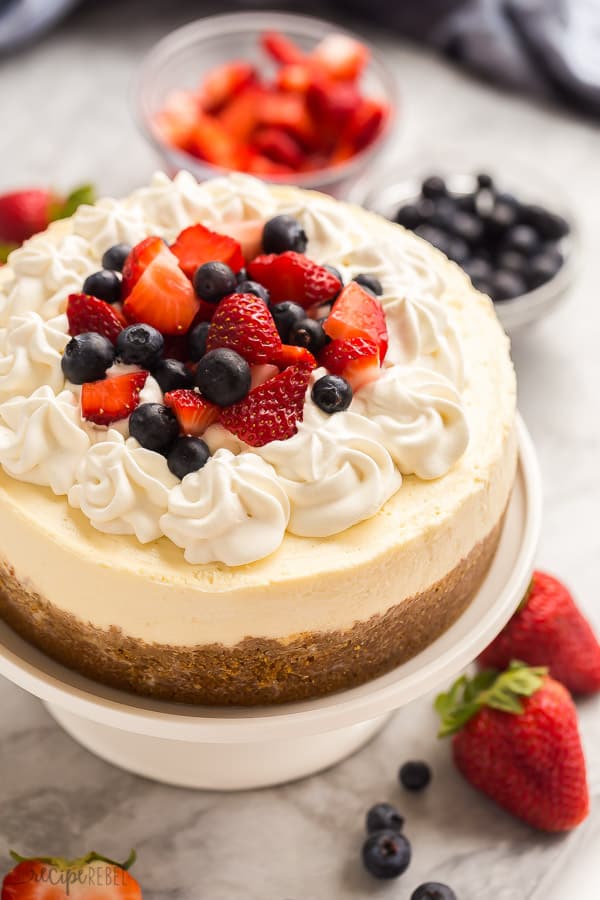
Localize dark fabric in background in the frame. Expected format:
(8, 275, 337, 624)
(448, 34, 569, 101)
(1, 0, 600, 118)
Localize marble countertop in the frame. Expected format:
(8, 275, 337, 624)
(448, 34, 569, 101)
(0, 2, 599, 898)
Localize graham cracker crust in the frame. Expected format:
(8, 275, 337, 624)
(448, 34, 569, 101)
(0, 515, 504, 706)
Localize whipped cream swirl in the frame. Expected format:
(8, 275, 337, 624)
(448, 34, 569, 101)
(0, 312, 69, 401)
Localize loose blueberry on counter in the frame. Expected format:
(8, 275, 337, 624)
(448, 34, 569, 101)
(61, 332, 115, 384)
(362, 830, 412, 880)
(289, 318, 327, 356)
(262, 214, 308, 254)
(152, 358, 193, 393)
(399, 760, 432, 792)
(421, 175, 447, 199)
(312, 374, 352, 414)
(365, 803, 404, 835)
(188, 321, 211, 362)
(101, 243, 132, 272)
(116, 323, 164, 368)
(411, 883, 457, 900)
(270, 301, 305, 342)
(353, 273, 383, 296)
(167, 436, 210, 479)
(82, 269, 122, 305)
(192, 261, 237, 303)
(236, 280, 270, 304)
(129, 402, 179, 453)
(194, 348, 251, 406)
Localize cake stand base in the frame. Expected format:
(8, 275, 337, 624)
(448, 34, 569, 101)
(45, 702, 391, 790)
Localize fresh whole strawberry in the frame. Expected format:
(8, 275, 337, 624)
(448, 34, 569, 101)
(206, 293, 282, 364)
(325, 281, 388, 360)
(164, 389, 219, 436)
(67, 293, 125, 345)
(479, 571, 600, 695)
(170, 223, 244, 278)
(123, 252, 199, 335)
(122, 236, 169, 296)
(1, 849, 141, 899)
(436, 662, 589, 832)
(247, 252, 341, 308)
(81, 371, 148, 426)
(320, 336, 380, 391)
(220, 364, 311, 447)
(0, 184, 95, 246)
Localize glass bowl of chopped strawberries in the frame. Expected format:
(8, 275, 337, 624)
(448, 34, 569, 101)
(135, 11, 397, 197)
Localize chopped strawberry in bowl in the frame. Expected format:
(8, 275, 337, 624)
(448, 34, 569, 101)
(135, 11, 397, 196)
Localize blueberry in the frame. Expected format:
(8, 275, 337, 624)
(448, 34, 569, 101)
(471, 278, 493, 297)
(527, 250, 563, 289)
(484, 201, 518, 234)
(353, 273, 383, 296)
(269, 301, 305, 342)
(311, 375, 352, 414)
(324, 264, 344, 285)
(365, 803, 404, 835)
(101, 243, 132, 273)
(236, 267, 248, 284)
(116, 323, 164, 368)
(454, 192, 477, 214)
(152, 358, 193, 393)
(399, 760, 431, 792)
(289, 318, 327, 356)
(495, 250, 529, 277)
(520, 204, 570, 241)
(236, 280, 270, 304)
(194, 348, 251, 406)
(82, 269, 122, 305)
(476, 172, 494, 190)
(415, 197, 436, 222)
(193, 261, 237, 304)
(61, 333, 114, 384)
(421, 175, 447, 199)
(462, 257, 493, 283)
(503, 224, 540, 257)
(445, 237, 470, 265)
(491, 269, 527, 301)
(263, 215, 308, 254)
(414, 225, 450, 255)
(167, 436, 210, 479)
(362, 830, 412, 880)
(188, 321, 211, 362)
(450, 211, 484, 245)
(429, 198, 457, 231)
(129, 403, 179, 453)
(411, 883, 457, 900)
(394, 203, 422, 230)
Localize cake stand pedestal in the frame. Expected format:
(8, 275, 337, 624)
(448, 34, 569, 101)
(0, 418, 541, 791)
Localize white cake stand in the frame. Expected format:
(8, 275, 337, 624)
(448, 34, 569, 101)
(0, 417, 541, 790)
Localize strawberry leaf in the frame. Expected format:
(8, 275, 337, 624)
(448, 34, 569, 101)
(436, 661, 547, 738)
(0, 241, 18, 263)
(49, 184, 96, 222)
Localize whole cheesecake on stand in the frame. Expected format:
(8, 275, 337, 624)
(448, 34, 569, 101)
(0, 172, 516, 706)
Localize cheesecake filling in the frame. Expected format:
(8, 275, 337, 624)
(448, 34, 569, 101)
(0, 173, 469, 566)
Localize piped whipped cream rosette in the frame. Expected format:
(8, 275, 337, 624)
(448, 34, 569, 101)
(0, 172, 470, 565)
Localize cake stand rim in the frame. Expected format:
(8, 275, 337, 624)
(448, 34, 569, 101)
(0, 414, 541, 742)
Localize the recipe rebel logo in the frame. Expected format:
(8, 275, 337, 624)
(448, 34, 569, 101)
(1, 849, 143, 898)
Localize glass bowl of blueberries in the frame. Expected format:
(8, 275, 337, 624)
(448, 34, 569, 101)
(349, 160, 578, 332)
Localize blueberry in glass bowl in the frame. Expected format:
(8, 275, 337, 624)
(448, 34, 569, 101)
(349, 163, 578, 333)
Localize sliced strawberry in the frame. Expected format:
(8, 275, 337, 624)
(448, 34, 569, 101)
(256, 92, 316, 148)
(206, 293, 282, 364)
(67, 293, 125, 345)
(252, 128, 306, 169)
(320, 336, 380, 391)
(122, 236, 169, 296)
(262, 31, 306, 66)
(244, 154, 295, 177)
(217, 84, 263, 143)
(164, 389, 219, 436)
(275, 63, 313, 94)
(247, 252, 342, 308)
(310, 34, 370, 82)
(343, 98, 388, 153)
(170, 223, 245, 278)
(213, 219, 265, 263)
(81, 371, 148, 426)
(123, 253, 199, 335)
(306, 78, 360, 134)
(275, 344, 317, 370)
(250, 363, 280, 389)
(189, 112, 245, 169)
(154, 90, 198, 152)
(324, 281, 388, 360)
(199, 61, 257, 114)
(220, 365, 311, 447)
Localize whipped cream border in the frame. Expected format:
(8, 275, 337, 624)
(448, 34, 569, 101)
(0, 172, 469, 565)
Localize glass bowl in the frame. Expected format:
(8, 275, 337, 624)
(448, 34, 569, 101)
(349, 155, 579, 333)
(134, 11, 398, 199)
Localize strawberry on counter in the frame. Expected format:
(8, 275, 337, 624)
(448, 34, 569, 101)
(0, 184, 95, 262)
